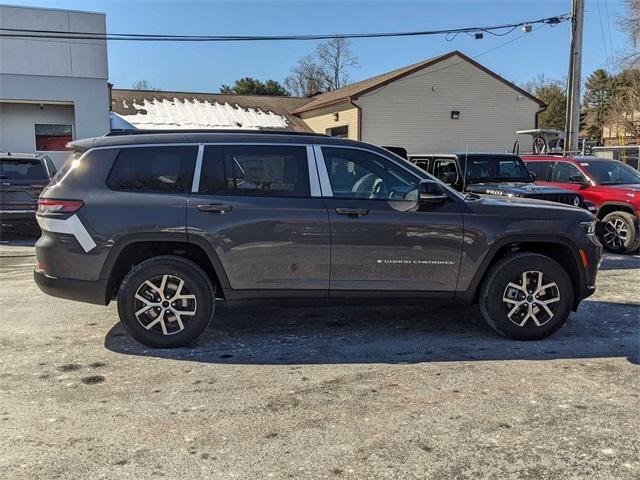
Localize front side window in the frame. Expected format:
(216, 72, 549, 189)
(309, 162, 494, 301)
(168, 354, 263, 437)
(525, 161, 552, 181)
(551, 161, 587, 183)
(322, 147, 419, 200)
(107, 146, 197, 193)
(35, 124, 73, 151)
(580, 159, 640, 185)
(432, 158, 458, 183)
(199, 145, 310, 197)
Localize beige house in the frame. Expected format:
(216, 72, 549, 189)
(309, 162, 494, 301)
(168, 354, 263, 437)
(293, 51, 544, 154)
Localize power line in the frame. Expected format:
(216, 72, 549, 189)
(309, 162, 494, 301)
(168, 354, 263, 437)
(0, 14, 569, 42)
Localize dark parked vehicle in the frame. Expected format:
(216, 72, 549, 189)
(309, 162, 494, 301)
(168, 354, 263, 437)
(407, 153, 594, 212)
(0, 153, 56, 226)
(34, 131, 601, 347)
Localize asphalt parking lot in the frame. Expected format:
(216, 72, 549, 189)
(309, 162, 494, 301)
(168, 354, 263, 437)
(0, 230, 638, 480)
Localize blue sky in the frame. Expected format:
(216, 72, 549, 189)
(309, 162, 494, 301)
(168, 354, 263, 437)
(4, 0, 630, 93)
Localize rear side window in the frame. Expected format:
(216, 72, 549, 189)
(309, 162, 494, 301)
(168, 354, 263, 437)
(525, 161, 552, 181)
(0, 159, 46, 180)
(199, 144, 310, 197)
(107, 146, 197, 193)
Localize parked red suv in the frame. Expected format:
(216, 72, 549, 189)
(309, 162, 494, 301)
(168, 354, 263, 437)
(522, 155, 640, 254)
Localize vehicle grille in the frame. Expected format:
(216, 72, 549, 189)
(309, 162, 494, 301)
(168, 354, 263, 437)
(526, 193, 580, 206)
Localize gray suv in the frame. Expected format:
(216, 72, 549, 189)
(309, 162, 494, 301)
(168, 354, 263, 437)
(34, 131, 602, 347)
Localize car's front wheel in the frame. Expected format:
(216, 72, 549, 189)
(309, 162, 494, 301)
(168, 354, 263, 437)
(117, 256, 215, 348)
(479, 253, 573, 340)
(600, 211, 640, 254)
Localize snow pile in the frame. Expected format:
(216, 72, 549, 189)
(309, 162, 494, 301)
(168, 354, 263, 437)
(116, 97, 289, 130)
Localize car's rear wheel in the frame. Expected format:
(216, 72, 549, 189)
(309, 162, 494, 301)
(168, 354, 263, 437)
(479, 253, 573, 340)
(600, 211, 640, 254)
(117, 256, 215, 348)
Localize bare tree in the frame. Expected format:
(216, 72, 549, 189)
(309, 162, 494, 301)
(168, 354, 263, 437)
(285, 38, 359, 96)
(132, 79, 160, 91)
(284, 55, 326, 97)
(620, 0, 640, 67)
(316, 38, 359, 90)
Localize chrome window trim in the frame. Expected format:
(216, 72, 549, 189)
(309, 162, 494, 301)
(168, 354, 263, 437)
(191, 144, 204, 193)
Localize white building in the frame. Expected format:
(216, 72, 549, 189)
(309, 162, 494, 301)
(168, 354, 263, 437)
(0, 4, 110, 166)
(293, 51, 544, 154)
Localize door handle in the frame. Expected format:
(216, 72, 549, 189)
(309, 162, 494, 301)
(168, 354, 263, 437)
(196, 203, 233, 213)
(335, 207, 369, 217)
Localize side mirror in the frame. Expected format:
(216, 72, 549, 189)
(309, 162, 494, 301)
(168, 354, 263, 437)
(419, 180, 448, 203)
(569, 175, 589, 188)
(441, 171, 457, 185)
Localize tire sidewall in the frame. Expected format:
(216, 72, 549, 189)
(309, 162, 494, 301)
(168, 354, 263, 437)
(601, 212, 639, 254)
(482, 255, 573, 340)
(117, 257, 214, 348)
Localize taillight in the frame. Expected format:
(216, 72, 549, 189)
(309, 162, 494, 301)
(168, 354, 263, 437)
(37, 199, 84, 214)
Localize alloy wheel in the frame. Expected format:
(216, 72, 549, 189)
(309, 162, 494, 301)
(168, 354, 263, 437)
(133, 274, 197, 335)
(603, 218, 629, 250)
(502, 270, 560, 327)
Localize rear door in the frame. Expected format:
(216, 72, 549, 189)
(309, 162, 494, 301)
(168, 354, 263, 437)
(0, 157, 49, 214)
(316, 145, 463, 293)
(187, 143, 330, 292)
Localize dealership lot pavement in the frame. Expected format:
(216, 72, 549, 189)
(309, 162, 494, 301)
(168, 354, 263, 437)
(0, 234, 638, 479)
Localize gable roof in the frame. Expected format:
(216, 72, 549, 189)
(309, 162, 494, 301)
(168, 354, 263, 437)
(111, 89, 314, 131)
(292, 50, 543, 114)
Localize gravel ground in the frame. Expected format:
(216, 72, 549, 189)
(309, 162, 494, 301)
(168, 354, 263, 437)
(0, 232, 638, 479)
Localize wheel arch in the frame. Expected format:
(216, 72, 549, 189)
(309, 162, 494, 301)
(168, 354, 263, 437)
(459, 235, 584, 310)
(596, 202, 637, 220)
(99, 233, 230, 302)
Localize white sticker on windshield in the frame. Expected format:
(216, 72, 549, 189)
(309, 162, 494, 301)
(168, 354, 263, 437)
(581, 162, 590, 166)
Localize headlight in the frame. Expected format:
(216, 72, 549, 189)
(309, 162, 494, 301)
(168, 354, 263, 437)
(580, 220, 596, 235)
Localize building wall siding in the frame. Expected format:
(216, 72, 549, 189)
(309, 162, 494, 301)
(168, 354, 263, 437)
(0, 6, 110, 165)
(356, 55, 541, 154)
(299, 102, 359, 140)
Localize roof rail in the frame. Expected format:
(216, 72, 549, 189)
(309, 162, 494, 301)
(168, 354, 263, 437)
(105, 128, 328, 137)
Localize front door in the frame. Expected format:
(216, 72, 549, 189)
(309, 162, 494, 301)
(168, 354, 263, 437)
(316, 145, 464, 292)
(187, 143, 330, 292)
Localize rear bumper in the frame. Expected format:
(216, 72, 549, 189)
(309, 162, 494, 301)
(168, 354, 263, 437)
(34, 269, 109, 305)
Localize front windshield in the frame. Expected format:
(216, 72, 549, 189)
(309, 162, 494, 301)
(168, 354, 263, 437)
(580, 160, 640, 185)
(464, 156, 531, 183)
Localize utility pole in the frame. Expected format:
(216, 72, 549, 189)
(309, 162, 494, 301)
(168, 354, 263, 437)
(564, 0, 584, 154)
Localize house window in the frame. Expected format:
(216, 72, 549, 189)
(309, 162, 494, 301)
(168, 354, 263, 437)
(327, 125, 349, 138)
(35, 124, 73, 151)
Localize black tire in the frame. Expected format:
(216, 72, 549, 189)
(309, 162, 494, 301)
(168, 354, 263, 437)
(600, 211, 640, 254)
(117, 256, 215, 348)
(479, 253, 574, 340)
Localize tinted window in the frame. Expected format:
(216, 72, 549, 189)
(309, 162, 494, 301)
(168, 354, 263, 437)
(107, 146, 197, 193)
(433, 159, 458, 182)
(552, 161, 586, 183)
(199, 145, 310, 197)
(579, 160, 640, 185)
(322, 147, 419, 200)
(411, 157, 430, 172)
(524, 161, 552, 181)
(464, 156, 530, 181)
(0, 159, 46, 180)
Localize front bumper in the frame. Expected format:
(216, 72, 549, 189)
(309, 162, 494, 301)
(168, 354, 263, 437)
(34, 269, 109, 305)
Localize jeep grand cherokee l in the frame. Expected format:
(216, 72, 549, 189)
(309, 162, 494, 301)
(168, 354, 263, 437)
(34, 131, 602, 348)
(523, 155, 640, 254)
